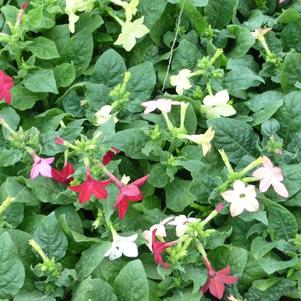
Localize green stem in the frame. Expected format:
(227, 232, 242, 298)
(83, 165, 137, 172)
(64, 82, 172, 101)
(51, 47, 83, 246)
(0, 197, 14, 216)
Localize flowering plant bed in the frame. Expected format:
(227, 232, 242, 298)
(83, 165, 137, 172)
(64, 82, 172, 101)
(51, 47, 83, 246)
(0, 0, 301, 300)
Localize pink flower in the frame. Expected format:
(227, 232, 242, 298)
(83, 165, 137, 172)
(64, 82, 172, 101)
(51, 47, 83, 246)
(252, 156, 289, 198)
(0, 70, 14, 105)
(51, 162, 74, 184)
(21, 1, 29, 10)
(201, 257, 238, 300)
(30, 153, 55, 179)
(151, 229, 177, 269)
(141, 99, 181, 114)
(68, 170, 110, 203)
(107, 173, 149, 219)
(55, 136, 65, 145)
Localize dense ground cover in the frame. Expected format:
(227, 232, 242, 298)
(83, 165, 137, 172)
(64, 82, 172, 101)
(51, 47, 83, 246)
(1, 0, 301, 300)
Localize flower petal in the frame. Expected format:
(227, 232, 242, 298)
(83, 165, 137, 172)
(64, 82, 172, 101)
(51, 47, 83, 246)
(272, 181, 289, 198)
(230, 201, 245, 217)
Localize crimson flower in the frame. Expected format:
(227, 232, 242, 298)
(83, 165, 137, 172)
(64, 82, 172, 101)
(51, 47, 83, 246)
(102, 148, 121, 165)
(52, 162, 74, 184)
(0, 70, 14, 105)
(68, 170, 110, 203)
(201, 257, 238, 300)
(151, 229, 177, 268)
(113, 175, 148, 219)
(21, 1, 29, 10)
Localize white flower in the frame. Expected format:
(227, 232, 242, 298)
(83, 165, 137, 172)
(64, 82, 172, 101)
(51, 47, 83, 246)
(111, 0, 139, 22)
(202, 90, 236, 119)
(221, 180, 259, 217)
(170, 69, 192, 95)
(93, 105, 118, 126)
(105, 233, 138, 260)
(251, 28, 272, 40)
(114, 17, 149, 51)
(143, 217, 174, 251)
(168, 215, 198, 237)
(65, 0, 94, 33)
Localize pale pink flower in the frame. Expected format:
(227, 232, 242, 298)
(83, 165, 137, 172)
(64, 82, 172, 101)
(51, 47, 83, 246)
(168, 215, 198, 237)
(221, 180, 259, 217)
(143, 216, 174, 251)
(30, 153, 55, 179)
(252, 156, 289, 198)
(141, 99, 181, 114)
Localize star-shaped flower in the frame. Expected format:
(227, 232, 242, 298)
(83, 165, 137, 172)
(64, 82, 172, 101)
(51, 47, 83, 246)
(141, 99, 181, 114)
(221, 180, 259, 217)
(168, 215, 198, 237)
(0, 70, 14, 105)
(252, 156, 289, 198)
(201, 90, 236, 119)
(30, 154, 55, 179)
(114, 17, 149, 51)
(170, 69, 192, 95)
(68, 170, 110, 203)
(201, 257, 238, 300)
(51, 162, 74, 184)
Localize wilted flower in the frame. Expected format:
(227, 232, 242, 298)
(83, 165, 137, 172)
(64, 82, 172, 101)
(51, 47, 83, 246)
(201, 257, 238, 300)
(94, 105, 118, 126)
(251, 28, 272, 40)
(114, 17, 149, 51)
(168, 215, 198, 237)
(252, 156, 289, 198)
(170, 69, 192, 95)
(141, 99, 181, 114)
(221, 180, 259, 217)
(102, 148, 121, 165)
(0, 70, 14, 105)
(68, 169, 110, 203)
(30, 153, 54, 179)
(105, 233, 138, 260)
(202, 90, 236, 119)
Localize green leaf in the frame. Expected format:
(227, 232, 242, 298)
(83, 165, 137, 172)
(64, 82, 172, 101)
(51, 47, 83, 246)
(0, 232, 25, 299)
(91, 49, 126, 87)
(0, 149, 23, 166)
(281, 52, 301, 91)
(11, 86, 45, 111)
(72, 278, 117, 301)
(85, 83, 109, 111)
(205, 0, 238, 29)
(250, 237, 277, 261)
(265, 200, 298, 241)
(139, 0, 168, 27)
(281, 22, 301, 53)
(208, 118, 259, 163)
(276, 91, 301, 143)
(23, 70, 58, 94)
(33, 212, 68, 260)
(165, 178, 196, 212)
(14, 290, 56, 301)
(113, 259, 149, 301)
(54, 63, 76, 87)
(172, 39, 200, 71)
(227, 25, 255, 58)
(76, 242, 111, 280)
(27, 37, 59, 60)
(259, 255, 298, 274)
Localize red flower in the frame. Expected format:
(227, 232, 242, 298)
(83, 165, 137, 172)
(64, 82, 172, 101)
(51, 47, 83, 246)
(151, 229, 177, 268)
(113, 175, 148, 219)
(21, 1, 29, 10)
(68, 170, 110, 203)
(201, 257, 238, 300)
(52, 162, 74, 184)
(0, 71, 14, 105)
(102, 148, 121, 165)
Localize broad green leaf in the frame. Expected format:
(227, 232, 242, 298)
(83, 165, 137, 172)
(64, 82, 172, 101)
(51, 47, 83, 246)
(208, 118, 259, 163)
(0, 232, 25, 299)
(165, 178, 196, 212)
(23, 70, 58, 94)
(280, 52, 301, 91)
(76, 242, 111, 280)
(27, 37, 59, 59)
(0, 149, 23, 166)
(205, 0, 238, 29)
(54, 63, 76, 87)
(165, 290, 202, 301)
(265, 200, 298, 241)
(281, 22, 301, 52)
(72, 278, 117, 301)
(14, 290, 56, 301)
(139, 0, 168, 27)
(91, 49, 126, 87)
(113, 259, 149, 301)
(250, 237, 276, 261)
(259, 255, 298, 274)
(33, 212, 68, 260)
(85, 83, 109, 110)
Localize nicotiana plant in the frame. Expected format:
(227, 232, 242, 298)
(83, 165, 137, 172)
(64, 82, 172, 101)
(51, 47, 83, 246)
(0, 0, 301, 300)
